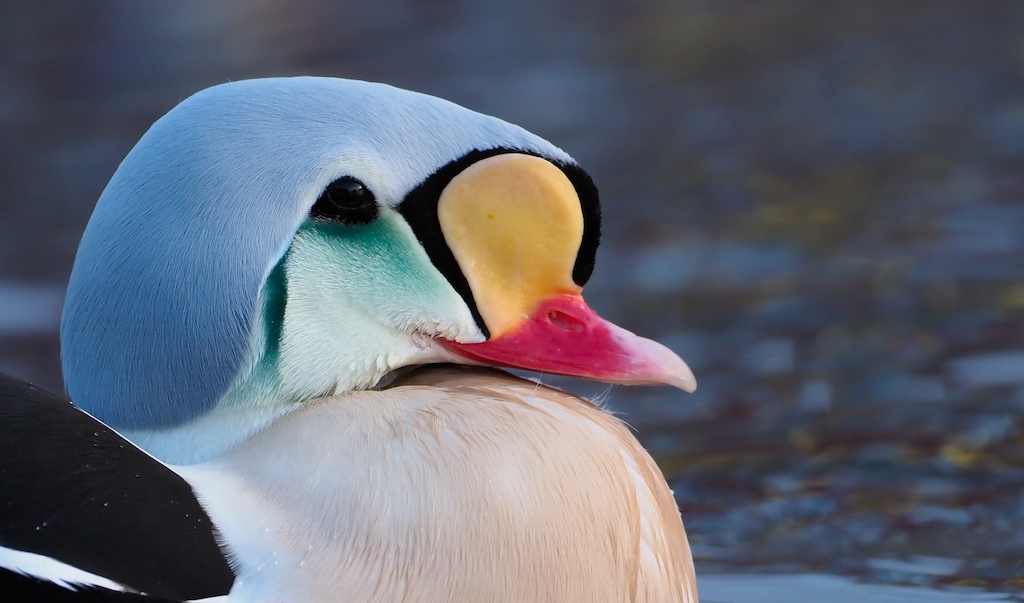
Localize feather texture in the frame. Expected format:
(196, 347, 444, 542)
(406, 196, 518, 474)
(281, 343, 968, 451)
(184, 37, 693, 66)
(178, 366, 697, 603)
(61, 77, 571, 430)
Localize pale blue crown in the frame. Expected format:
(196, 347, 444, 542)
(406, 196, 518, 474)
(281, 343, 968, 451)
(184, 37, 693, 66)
(61, 77, 571, 429)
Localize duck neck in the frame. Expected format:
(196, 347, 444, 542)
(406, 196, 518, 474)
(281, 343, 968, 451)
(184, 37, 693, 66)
(121, 218, 480, 464)
(122, 260, 431, 465)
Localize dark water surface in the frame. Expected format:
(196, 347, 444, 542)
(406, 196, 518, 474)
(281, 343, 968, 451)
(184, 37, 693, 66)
(3, 0, 1024, 595)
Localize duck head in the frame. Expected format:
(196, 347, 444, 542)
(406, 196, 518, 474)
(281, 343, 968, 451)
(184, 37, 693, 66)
(60, 77, 694, 463)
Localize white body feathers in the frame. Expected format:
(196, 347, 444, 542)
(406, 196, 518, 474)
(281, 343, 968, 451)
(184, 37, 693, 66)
(54, 77, 698, 600)
(178, 367, 697, 603)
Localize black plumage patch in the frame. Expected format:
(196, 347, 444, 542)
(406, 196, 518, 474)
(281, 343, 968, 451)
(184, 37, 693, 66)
(0, 373, 235, 601)
(310, 176, 379, 225)
(0, 567, 176, 602)
(556, 161, 601, 287)
(397, 148, 602, 338)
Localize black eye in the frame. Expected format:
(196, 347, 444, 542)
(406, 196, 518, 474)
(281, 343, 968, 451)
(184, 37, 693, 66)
(310, 177, 378, 225)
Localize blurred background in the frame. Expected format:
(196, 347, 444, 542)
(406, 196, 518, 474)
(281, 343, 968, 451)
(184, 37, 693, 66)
(3, 0, 1024, 593)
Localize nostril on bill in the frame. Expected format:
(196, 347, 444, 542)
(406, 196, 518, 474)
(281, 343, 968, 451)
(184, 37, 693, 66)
(547, 310, 585, 333)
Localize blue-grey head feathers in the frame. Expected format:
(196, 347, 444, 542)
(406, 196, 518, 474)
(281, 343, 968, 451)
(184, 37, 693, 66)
(61, 77, 571, 429)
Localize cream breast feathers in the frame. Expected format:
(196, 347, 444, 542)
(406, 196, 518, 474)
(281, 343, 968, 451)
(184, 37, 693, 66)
(178, 366, 697, 603)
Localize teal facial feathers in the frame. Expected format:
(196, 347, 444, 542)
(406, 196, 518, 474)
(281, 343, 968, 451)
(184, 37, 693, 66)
(221, 211, 482, 413)
(60, 77, 573, 430)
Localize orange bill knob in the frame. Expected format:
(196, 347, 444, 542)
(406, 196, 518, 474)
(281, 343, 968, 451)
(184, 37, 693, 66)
(437, 153, 695, 392)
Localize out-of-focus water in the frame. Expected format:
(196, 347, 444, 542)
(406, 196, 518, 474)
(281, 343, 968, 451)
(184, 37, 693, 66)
(3, 0, 1024, 596)
(699, 574, 1013, 603)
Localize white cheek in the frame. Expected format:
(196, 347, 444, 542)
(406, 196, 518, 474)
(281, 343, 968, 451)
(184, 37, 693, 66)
(277, 284, 403, 395)
(274, 215, 484, 397)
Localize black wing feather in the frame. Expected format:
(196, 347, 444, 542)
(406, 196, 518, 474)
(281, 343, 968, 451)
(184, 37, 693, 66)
(0, 566, 179, 603)
(0, 372, 234, 600)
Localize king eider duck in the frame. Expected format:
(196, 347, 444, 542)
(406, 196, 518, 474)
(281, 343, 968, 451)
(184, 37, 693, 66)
(0, 77, 698, 603)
